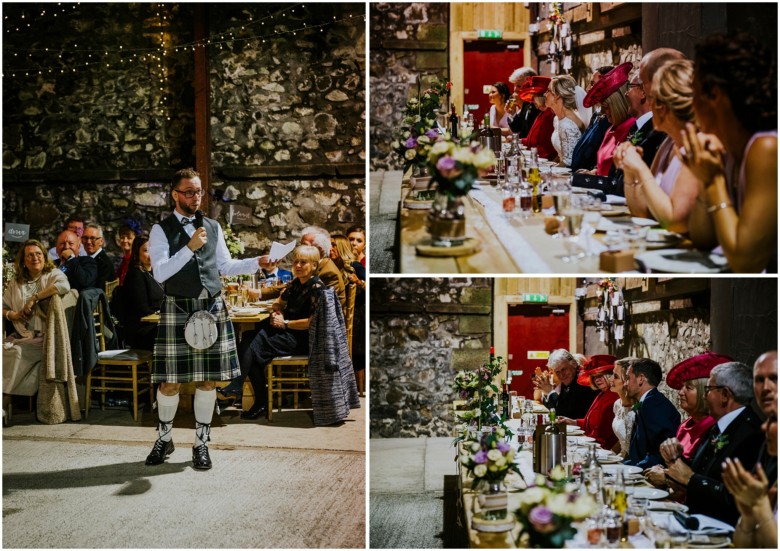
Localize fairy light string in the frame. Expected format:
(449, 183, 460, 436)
(3, 4, 365, 78)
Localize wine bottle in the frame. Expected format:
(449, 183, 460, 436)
(449, 102, 459, 139)
(528, 147, 542, 213)
(500, 380, 510, 420)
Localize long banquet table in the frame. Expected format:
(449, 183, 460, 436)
(383, 169, 727, 274)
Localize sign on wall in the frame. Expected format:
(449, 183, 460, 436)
(4, 223, 30, 242)
(527, 351, 550, 360)
(229, 204, 254, 227)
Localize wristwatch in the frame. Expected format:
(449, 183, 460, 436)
(283, 319, 289, 329)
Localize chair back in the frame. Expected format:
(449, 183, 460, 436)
(104, 278, 120, 301)
(93, 300, 107, 353)
(344, 283, 357, 355)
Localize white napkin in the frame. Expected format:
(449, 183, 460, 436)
(605, 195, 627, 205)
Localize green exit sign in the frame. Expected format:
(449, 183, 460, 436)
(478, 29, 503, 39)
(523, 293, 548, 303)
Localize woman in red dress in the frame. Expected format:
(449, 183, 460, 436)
(518, 76, 557, 161)
(558, 355, 619, 450)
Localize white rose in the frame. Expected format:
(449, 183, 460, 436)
(417, 135, 430, 145)
(517, 486, 546, 505)
(391, 141, 400, 150)
(460, 455, 471, 466)
(488, 464, 498, 472)
(471, 442, 481, 453)
(472, 408, 481, 417)
(487, 449, 502, 461)
(506, 448, 516, 460)
(453, 147, 474, 165)
(473, 147, 496, 169)
(474, 464, 487, 477)
(494, 456, 506, 467)
(497, 427, 506, 437)
(403, 131, 411, 139)
(404, 149, 417, 160)
(546, 493, 571, 516)
(570, 494, 598, 519)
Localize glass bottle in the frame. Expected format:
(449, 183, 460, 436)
(582, 444, 603, 505)
(449, 102, 459, 139)
(527, 147, 542, 213)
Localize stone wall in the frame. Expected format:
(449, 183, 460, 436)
(369, 2, 449, 171)
(2, 3, 365, 259)
(370, 278, 493, 438)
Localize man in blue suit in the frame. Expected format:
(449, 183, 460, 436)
(624, 358, 680, 469)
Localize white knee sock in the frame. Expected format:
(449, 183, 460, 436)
(194, 388, 216, 448)
(156, 390, 179, 442)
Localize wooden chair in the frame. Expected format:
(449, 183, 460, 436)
(264, 285, 357, 422)
(84, 301, 154, 421)
(104, 278, 120, 301)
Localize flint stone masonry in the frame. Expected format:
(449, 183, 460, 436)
(370, 278, 494, 438)
(3, 4, 365, 259)
(370, 2, 449, 171)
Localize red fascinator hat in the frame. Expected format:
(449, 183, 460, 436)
(666, 352, 734, 390)
(583, 62, 633, 108)
(518, 76, 552, 102)
(577, 355, 618, 386)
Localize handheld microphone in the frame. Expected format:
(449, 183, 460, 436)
(194, 210, 204, 229)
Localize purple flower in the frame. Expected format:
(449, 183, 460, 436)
(425, 129, 439, 139)
(529, 506, 556, 533)
(474, 450, 488, 464)
(436, 156, 456, 171)
(497, 441, 510, 453)
(405, 137, 418, 149)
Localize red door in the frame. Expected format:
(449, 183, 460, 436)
(507, 304, 570, 399)
(463, 40, 525, 126)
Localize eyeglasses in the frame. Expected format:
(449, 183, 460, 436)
(82, 236, 103, 242)
(175, 188, 204, 198)
(704, 385, 726, 395)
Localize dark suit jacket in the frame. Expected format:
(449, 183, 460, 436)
(570, 115, 611, 172)
(611, 116, 668, 196)
(317, 257, 346, 311)
(624, 388, 681, 469)
(543, 381, 598, 420)
(686, 407, 764, 525)
(56, 255, 97, 291)
(508, 102, 540, 139)
(92, 249, 117, 291)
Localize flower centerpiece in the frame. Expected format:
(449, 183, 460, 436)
(391, 78, 452, 174)
(3, 243, 16, 291)
(514, 466, 599, 548)
(426, 138, 496, 245)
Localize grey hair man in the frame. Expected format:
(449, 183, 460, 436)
(507, 66, 540, 138)
(531, 348, 597, 419)
(82, 222, 116, 291)
(299, 225, 345, 310)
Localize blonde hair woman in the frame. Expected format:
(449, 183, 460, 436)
(615, 60, 700, 233)
(546, 75, 587, 167)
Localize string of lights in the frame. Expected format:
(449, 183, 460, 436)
(3, 3, 365, 78)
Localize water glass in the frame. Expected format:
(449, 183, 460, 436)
(518, 182, 532, 218)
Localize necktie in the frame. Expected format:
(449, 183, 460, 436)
(627, 122, 639, 139)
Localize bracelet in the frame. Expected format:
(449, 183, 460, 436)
(706, 201, 733, 214)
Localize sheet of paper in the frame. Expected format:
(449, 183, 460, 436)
(268, 239, 297, 262)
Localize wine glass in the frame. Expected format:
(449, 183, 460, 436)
(581, 196, 603, 257)
(561, 195, 585, 262)
(551, 177, 571, 239)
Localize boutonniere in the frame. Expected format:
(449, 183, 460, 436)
(710, 432, 729, 451)
(629, 129, 644, 146)
(631, 402, 642, 413)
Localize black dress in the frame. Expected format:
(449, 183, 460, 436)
(120, 266, 164, 350)
(350, 261, 365, 372)
(239, 276, 324, 406)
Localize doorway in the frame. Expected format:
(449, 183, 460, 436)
(506, 303, 571, 399)
(462, 40, 525, 125)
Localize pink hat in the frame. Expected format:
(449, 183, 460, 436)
(583, 62, 633, 108)
(666, 352, 734, 390)
(577, 355, 618, 386)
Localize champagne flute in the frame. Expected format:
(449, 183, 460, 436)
(551, 177, 571, 239)
(561, 195, 585, 262)
(581, 196, 603, 257)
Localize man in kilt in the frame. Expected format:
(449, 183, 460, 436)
(145, 168, 271, 470)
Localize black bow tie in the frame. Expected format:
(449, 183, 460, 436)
(181, 218, 194, 226)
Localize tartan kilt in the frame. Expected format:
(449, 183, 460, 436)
(151, 295, 240, 383)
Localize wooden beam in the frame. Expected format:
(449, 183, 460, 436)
(193, 4, 211, 211)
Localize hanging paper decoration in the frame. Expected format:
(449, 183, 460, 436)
(596, 278, 626, 345)
(546, 3, 572, 75)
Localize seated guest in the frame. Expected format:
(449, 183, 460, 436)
(47, 216, 86, 261)
(234, 245, 325, 420)
(330, 233, 365, 289)
(645, 352, 730, 487)
(723, 407, 777, 548)
(623, 358, 681, 469)
(300, 225, 345, 311)
(3, 240, 71, 416)
(261, 260, 292, 283)
(331, 232, 366, 392)
(532, 349, 598, 419)
(663, 361, 764, 525)
(346, 225, 366, 268)
(611, 357, 638, 458)
(118, 235, 163, 351)
(54, 230, 97, 291)
(82, 223, 116, 291)
(487, 82, 512, 137)
(617, 60, 699, 233)
(753, 351, 778, 485)
(582, 63, 636, 177)
(683, 33, 777, 273)
(545, 75, 587, 167)
(519, 76, 557, 161)
(558, 355, 619, 450)
(570, 66, 614, 171)
(506, 66, 539, 139)
(115, 223, 139, 285)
